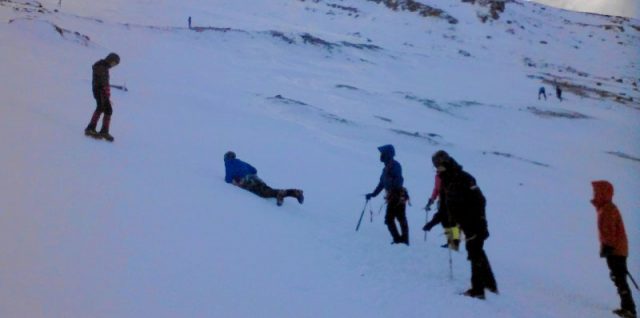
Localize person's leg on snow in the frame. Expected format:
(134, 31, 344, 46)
(99, 100, 114, 141)
(384, 204, 402, 244)
(85, 110, 101, 136)
(608, 256, 637, 316)
(240, 175, 279, 198)
(464, 236, 495, 299)
(480, 249, 498, 293)
(86, 87, 114, 141)
(236, 176, 303, 207)
(85, 87, 106, 136)
(385, 195, 408, 245)
(396, 202, 409, 245)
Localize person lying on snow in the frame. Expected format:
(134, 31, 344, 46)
(224, 151, 303, 206)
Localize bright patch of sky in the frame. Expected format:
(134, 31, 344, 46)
(530, 0, 639, 19)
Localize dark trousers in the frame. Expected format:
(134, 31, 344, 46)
(607, 256, 636, 312)
(466, 236, 497, 293)
(538, 92, 546, 100)
(239, 175, 279, 198)
(385, 197, 409, 244)
(87, 86, 113, 132)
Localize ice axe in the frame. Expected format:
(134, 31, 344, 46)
(424, 205, 430, 242)
(355, 199, 369, 232)
(628, 271, 639, 291)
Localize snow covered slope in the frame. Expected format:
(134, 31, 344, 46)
(0, 0, 638, 317)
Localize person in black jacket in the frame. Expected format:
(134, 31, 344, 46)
(434, 151, 497, 299)
(85, 53, 120, 142)
(366, 144, 410, 245)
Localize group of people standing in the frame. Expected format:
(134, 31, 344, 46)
(538, 83, 563, 101)
(362, 145, 634, 316)
(365, 145, 498, 299)
(84, 52, 635, 317)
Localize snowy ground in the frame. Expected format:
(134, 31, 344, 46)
(0, 0, 639, 317)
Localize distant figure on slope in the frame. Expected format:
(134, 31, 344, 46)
(422, 150, 460, 250)
(188, 16, 192, 29)
(434, 151, 497, 299)
(555, 84, 563, 101)
(224, 151, 303, 206)
(538, 86, 547, 100)
(365, 145, 410, 245)
(85, 53, 120, 142)
(591, 181, 636, 318)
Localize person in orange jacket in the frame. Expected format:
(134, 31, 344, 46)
(592, 180, 636, 318)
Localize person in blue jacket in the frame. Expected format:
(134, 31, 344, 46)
(366, 145, 410, 245)
(224, 151, 303, 206)
(538, 86, 547, 100)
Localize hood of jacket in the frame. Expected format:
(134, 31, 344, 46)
(591, 180, 613, 208)
(378, 144, 395, 163)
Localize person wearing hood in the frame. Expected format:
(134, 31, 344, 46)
(85, 52, 120, 142)
(434, 150, 497, 299)
(423, 150, 461, 250)
(224, 151, 303, 206)
(366, 145, 410, 245)
(591, 180, 636, 318)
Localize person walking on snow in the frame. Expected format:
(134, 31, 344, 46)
(224, 151, 303, 206)
(423, 150, 461, 250)
(84, 53, 120, 142)
(538, 86, 547, 100)
(555, 84, 563, 101)
(591, 181, 636, 318)
(434, 151, 497, 299)
(365, 145, 410, 245)
(188, 16, 192, 29)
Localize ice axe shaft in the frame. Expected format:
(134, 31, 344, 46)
(355, 200, 369, 231)
(628, 271, 639, 291)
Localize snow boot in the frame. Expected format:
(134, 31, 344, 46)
(276, 190, 285, 206)
(613, 309, 636, 318)
(292, 189, 304, 204)
(85, 127, 100, 138)
(99, 130, 114, 142)
(98, 115, 114, 142)
(462, 289, 485, 300)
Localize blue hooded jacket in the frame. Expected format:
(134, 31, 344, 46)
(224, 158, 258, 183)
(371, 144, 403, 197)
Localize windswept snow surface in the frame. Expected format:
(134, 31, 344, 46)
(1, 0, 639, 317)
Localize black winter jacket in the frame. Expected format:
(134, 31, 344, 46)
(92, 59, 110, 89)
(440, 162, 489, 239)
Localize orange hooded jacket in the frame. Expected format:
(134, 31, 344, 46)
(591, 180, 628, 257)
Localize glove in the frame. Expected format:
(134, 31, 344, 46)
(600, 245, 614, 258)
(365, 193, 374, 201)
(423, 220, 436, 232)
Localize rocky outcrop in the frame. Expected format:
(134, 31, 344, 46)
(365, 0, 458, 24)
